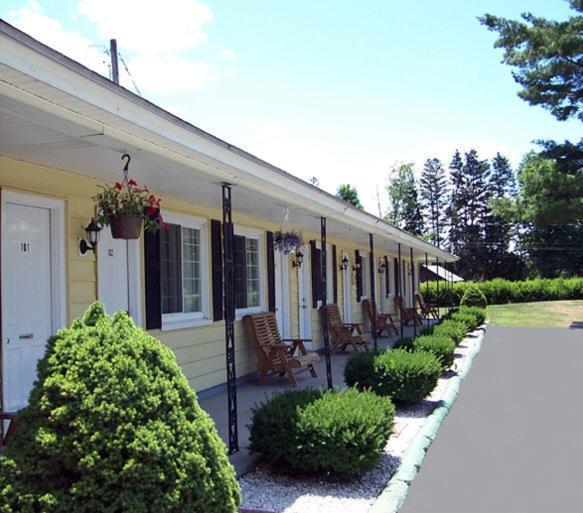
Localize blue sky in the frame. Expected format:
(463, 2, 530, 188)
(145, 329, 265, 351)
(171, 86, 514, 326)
(1, 0, 579, 214)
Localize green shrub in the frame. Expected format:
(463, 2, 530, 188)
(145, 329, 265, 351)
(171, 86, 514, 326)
(412, 335, 455, 369)
(373, 349, 441, 404)
(433, 320, 467, 345)
(460, 285, 488, 308)
(1, 302, 239, 513)
(458, 306, 487, 326)
(450, 312, 478, 332)
(344, 350, 379, 389)
(249, 388, 395, 478)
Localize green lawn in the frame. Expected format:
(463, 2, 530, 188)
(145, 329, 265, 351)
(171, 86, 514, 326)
(486, 300, 583, 328)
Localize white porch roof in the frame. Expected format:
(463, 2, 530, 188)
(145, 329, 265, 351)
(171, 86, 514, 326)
(0, 20, 457, 262)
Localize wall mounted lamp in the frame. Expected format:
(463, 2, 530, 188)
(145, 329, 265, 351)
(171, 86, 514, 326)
(339, 256, 349, 271)
(378, 257, 387, 274)
(79, 218, 101, 255)
(292, 250, 304, 268)
(352, 261, 361, 273)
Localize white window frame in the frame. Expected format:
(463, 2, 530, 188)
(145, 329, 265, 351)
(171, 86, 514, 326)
(161, 211, 211, 331)
(235, 225, 266, 319)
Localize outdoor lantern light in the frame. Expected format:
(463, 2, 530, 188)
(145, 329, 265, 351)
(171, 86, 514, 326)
(352, 261, 361, 273)
(292, 250, 304, 268)
(79, 218, 101, 255)
(339, 256, 349, 271)
(378, 258, 387, 274)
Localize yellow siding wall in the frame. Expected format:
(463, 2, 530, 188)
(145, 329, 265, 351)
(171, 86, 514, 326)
(0, 156, 414, 393)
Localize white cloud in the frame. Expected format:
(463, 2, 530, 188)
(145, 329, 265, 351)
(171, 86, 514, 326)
(218, 48, 236, 60)
(77, 0, 213, 55)
(127, 54, 214, 94)
(8, 1, 109, 76)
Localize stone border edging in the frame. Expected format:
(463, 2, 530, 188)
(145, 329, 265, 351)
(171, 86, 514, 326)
(368, 324, 488, 513)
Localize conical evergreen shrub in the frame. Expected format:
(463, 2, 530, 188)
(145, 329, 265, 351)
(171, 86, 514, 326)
(0, 302, 239, 513)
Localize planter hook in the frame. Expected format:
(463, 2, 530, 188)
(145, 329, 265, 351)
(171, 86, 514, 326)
(121, 153, 131, 186)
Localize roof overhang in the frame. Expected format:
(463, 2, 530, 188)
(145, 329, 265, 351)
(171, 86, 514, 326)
(0, 20, 457, 262)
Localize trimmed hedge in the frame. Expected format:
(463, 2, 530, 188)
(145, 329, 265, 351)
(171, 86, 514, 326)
(450, 312, 479, 332)
(458, 306, 487, 326)
(0, 302, 239, 513)
(344, 350, 379, 390)
(422, 277, 583, 306)
(249, 388, 395, 478)
(412, 335, 456, 369)
(460, 286, 488, 308)
(433, 320, 467, 345)
(374, 349, 442, 404)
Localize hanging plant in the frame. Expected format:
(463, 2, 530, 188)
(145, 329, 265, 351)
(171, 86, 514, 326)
(93, 154, 164, 239)
(273, 208, 304, 254)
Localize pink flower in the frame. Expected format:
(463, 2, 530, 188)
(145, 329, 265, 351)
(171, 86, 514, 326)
(128, 179, 137, 186)
(115, 182, 123, 190)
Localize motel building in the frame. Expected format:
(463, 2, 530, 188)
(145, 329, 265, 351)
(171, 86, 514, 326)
(0, 20, 456, 454)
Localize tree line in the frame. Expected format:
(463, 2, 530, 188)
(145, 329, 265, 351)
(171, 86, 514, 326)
(336, 1, 582, 281)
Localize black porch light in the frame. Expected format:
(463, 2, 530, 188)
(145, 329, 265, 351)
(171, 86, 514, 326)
(378, 257, 387, 274)
(79, 218, 101, 255)
(352, 260, 361, 273)
(339, 256, 349, 271)
(292, 250, 304, 268)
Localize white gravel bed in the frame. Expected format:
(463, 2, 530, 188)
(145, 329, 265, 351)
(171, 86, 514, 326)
(239, 330, 481, 513)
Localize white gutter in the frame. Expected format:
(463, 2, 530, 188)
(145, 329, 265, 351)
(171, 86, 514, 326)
(0, 21, 457, 261)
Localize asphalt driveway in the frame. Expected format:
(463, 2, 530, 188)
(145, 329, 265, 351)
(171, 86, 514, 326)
(400, 326, 583, 513)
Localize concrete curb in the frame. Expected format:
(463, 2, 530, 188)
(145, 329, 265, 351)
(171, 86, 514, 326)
(368, 325, 487, 513)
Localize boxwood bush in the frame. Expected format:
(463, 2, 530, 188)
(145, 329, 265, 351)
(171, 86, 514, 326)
(373, 349, 442, 404)
(1, 302, 239, 513)
(412, 335, 455, 369)
(450, 311, 478, 332)
(458, 306, 487, 326)
(433, 320, 467, 345)
(344, 350, 379, 389)
(249, 388, 395, 478)
(460, 286, 488, 308)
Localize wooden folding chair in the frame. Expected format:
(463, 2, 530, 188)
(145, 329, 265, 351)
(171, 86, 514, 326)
(243, 312, 319, 386)
(362, 299, 399, 337)
(394, 295, 422, 326)
(322, 304, 369, 353)
(0, 412, 17, 447)
(415, 292, 439, 319)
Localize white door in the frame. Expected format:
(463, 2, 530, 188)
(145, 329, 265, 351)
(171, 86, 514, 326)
(297, 245, 312, 345)
(342, 252, 352, 322)
(273, 251, 290, 338)
(98, 227, 129, 315)
(2, 203, 53, 412)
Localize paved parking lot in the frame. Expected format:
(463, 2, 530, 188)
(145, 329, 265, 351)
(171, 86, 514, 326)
(401, 326, 583, 513)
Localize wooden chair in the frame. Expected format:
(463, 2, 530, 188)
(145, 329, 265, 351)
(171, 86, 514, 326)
(415, 292, 439, 319)
(394, 295, 422, 326)
(362, 299, 399, 337)
(0, 412, 17, 446)
(322, 304, 369, 353)
(243, 312, 319, 386)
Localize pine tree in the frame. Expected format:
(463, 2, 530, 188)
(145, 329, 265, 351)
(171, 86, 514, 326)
(446, 150, 465, 255)
(485, 153, 522, 278)
(419, 158, 449, 247)
(385, 163, 424, 236)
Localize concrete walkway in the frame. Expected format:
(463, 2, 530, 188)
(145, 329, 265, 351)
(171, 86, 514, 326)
(401, 326, 583, 513)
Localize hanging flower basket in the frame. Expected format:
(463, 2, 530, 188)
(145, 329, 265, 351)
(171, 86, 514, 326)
(93, 154, 163, 239)
(110, 215, 143, 239)
(273, 228, 304, 255)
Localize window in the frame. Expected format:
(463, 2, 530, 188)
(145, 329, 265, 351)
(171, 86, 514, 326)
(234, 228, 264, 313)
(160, 213, 208, 329)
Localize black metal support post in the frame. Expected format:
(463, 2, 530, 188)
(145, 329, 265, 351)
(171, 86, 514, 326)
(320, 217, 333, 390)
(425, 252, 430, 325)
(369, 234, 378, 351)
(397, 243, 403, 339)
(436, 257, 440, 319)
(411, 247, 417, 337)
(222, 183, 238, 454)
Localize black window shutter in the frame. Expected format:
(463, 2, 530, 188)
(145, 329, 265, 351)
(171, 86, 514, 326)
(266, 231, 276, 312)
(385, 255, 390, 297)
(211, 219, 223, 321)
(234, 235, 247, 309)
(393, 257, 399, 295)
(332, 244, 338, 304)
(144, 227, 162, 330)
(310, 240, 322, 308)
(355, 249, 363, 302)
